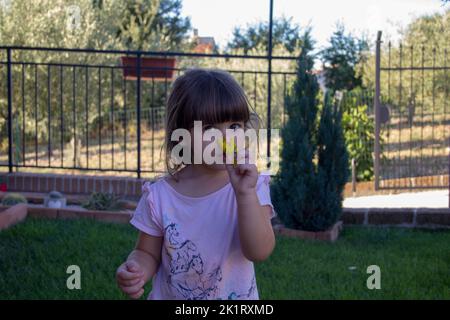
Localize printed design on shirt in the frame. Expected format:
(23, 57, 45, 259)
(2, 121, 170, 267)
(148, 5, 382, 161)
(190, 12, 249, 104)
(226, 274, 257, 300)
(164, 222, 223, 300)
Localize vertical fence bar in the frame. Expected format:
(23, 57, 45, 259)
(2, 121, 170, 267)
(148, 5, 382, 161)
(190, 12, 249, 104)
(136, 53, 142, 179)
(441, 48, 446, 188)
(445, 49, 449, 206)
(409, 45, 413, 189)
(21, 64, 25, 166)
(374, 31, 382, 190)
(421, 46, 425, 185)
(85, 67, 89, 169)
(151, 77, 155, 172)
(253, 73, 257, 113)
(47, 64, 51, 167)
(6, 48, 13, 173)
(111, 67, 115, 170)
(98, 67, 102, 169)
(431, 48, 436, 183)
(60, 66, 64, 167)
(387, 42, 391, 186)
(73, 66, 77, 168)
(34, 64, 38, 165)
(123, 69, 127, 170)
(351, 158, 356, 195)
(397, 44, 402, 188)
(283, 73, 287, 127)
(266, 0, 274, 170)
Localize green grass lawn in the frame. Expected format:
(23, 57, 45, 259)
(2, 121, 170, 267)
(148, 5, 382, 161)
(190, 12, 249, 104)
(0, 218, 449, 299)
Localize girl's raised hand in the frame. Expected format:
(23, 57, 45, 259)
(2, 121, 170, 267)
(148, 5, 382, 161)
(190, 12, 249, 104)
(224, 147, 258, 196)
(116, 260, 146, 299)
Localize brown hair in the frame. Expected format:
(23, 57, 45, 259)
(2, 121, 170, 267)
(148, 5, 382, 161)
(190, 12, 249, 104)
(163, 68, 260, 176)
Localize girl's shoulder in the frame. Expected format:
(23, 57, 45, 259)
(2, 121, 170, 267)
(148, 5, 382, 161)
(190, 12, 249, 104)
(141, 174, 169, 195)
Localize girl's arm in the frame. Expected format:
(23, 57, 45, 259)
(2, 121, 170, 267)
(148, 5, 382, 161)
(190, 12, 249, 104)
(116, 232, 162, 299)
(127, 232, 163, 282)
(226, 161, 276, 262)
(235, 190, 276, 262)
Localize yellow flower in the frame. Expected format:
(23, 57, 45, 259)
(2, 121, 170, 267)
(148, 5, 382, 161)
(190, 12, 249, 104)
(218, 138, 237, 165)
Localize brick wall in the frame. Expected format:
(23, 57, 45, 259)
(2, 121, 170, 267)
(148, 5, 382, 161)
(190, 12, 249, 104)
(0, 172, 151, 198)
(342, 208, 450, 228)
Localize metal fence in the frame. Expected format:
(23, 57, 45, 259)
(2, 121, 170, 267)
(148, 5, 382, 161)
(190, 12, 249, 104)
(0, 46, 297, 178)
(374, 31, 450, 190)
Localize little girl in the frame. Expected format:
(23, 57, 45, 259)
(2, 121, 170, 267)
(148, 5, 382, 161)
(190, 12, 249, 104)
(116, 68, 277, 300)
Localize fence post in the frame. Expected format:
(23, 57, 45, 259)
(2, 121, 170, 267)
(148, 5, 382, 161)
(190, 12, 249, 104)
(374, 31, 382, 191)
(136, 52, 142, 179)
(266, 0, 273, 170)
(351, 158, 356, 195)
(6, 48, 13, 173)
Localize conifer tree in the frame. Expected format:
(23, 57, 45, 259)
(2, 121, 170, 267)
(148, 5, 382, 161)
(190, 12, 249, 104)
(271, 31, 349, 232)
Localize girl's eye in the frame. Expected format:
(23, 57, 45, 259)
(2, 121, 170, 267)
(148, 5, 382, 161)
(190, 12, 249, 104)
(229, 123, 242, 130)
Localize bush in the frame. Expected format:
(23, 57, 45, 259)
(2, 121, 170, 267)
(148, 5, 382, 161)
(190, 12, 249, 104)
(342, 103, 374, 181)
(271, 32, 349, 232)
(1, 193, 27, 206)
(82, 192, 122, 211)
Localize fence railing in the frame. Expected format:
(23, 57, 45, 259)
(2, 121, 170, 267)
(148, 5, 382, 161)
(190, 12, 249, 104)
(0, 46, 297, 178)
(374, 31, 450, 190)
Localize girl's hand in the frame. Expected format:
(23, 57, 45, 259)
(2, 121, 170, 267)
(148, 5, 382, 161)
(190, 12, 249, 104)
(225, 148, 258, 196)
(116, 260, 146, 299)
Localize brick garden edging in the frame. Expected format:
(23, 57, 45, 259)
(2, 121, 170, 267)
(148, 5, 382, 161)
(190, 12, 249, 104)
(269, 207, 450, 242)
(1, 202, 449, 233)
(28, 206, 132, 223)
(273, 221, 343, 242)
(0, 203, 132, 230)
(342, 208, 450, 229)
(0, 203, 28, 231)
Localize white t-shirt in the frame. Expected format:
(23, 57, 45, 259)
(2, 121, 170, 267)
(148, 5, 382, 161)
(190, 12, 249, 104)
(130, 173, 276, 300)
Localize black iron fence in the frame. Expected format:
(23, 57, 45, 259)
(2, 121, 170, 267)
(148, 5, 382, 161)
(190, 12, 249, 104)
(374, 31, 450, 190)
(0, 46, 297, 178)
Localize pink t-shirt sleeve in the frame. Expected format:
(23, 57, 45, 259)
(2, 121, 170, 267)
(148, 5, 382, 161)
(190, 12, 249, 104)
(256, 174, 277, 219)
(130, 181, 164, 237)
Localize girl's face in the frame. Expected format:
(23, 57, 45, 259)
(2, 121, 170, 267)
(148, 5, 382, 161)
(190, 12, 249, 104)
(190, 120, 245, 170)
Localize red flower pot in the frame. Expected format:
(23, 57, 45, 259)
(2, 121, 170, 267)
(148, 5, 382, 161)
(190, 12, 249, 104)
(0, 183, 7, 192)
(121, 56, 176, 81)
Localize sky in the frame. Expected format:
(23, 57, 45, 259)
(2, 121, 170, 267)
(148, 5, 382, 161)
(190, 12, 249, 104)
(182, 0, 448, 51)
